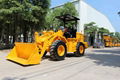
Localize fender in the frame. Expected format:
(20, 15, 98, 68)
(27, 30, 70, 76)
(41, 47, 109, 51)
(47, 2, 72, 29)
(82, 42, 88, 48)
(49, 35, 67, 45)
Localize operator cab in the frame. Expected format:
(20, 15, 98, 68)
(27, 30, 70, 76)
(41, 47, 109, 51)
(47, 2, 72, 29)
(56, 14, 80, 38)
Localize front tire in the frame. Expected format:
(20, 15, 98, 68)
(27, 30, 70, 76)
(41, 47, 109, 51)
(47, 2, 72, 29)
(50, 40, 67, 60)
(74, 42, 85, 57)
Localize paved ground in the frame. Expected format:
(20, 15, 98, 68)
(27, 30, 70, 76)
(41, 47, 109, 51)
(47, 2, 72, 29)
(0, 47, 120, 80)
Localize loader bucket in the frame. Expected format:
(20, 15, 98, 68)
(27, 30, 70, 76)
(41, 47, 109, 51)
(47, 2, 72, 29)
(7, 42, 41, 65)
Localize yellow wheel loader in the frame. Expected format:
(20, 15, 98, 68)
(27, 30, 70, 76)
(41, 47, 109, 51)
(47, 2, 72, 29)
(7, 14, 88, 65)
(103, 35, 113, 47)
(103, 35, 120, 47)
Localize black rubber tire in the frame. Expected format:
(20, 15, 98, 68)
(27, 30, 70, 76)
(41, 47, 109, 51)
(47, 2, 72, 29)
(50, 40, 67, 60)
(74, 42, 85, 57)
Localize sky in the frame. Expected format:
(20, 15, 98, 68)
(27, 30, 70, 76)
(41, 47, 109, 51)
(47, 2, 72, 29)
(51, 0, 120, 32)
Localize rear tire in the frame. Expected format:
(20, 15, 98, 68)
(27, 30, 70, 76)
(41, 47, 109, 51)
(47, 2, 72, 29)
(50, 40, 67, 60)
(74, 42, 85, 57)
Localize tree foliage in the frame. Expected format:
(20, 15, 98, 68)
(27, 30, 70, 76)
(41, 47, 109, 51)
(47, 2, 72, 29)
(115, 32, 120, 40)
(84, 22, 111, 46)
(84, 22, 110, 35)
(45, 2, 78, 30)
(98, 27, 109, 34)
(0, 0, 50, 45)
(84, 22, 98, 34)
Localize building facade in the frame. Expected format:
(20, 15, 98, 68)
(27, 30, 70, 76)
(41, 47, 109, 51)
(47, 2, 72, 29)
(52, 0, 115, 33)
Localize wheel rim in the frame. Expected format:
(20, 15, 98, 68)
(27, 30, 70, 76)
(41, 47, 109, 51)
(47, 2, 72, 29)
(79, 46, 84, 54)
(57, 45, 65, 56)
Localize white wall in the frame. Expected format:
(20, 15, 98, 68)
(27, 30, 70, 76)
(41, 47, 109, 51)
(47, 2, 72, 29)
(52, 0, 116, 33)
(73, 0, 115, 33)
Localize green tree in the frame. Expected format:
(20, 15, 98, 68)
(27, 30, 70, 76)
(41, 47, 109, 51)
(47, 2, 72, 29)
(84, 22, 99, 46)
(46, 2, 78, 29)
(98, 27, 109, 34)
(115, 32, 120, 40)
(0, 0, 50, 45)
(84, 22, 98, 34)
(0, 0, 23, 43)
(84, 22, 110, 36)
(62, 2, 78, 16)
(19, 0, 50, 42)
(98, 27, 109, 40)
(109, 32, 114, 37)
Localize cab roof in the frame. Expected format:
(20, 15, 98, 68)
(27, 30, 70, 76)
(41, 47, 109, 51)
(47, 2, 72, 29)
(56, 14, 80, 22)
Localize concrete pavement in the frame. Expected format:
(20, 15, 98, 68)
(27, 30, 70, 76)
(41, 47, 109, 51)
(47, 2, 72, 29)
(0, 47, 120, 80)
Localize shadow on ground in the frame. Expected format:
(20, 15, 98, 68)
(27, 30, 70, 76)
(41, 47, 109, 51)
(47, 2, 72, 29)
(2, 48, 120, 80)
(86, 48, 120, 67)
(93, 48, 120, 54)
(2, 77, 26, 80)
